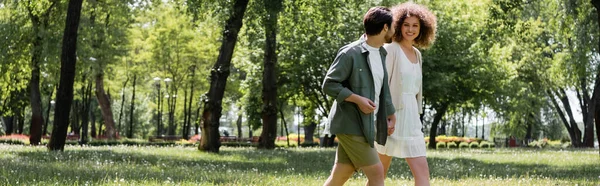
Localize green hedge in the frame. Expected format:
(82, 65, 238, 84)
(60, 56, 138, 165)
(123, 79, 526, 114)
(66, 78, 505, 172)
(479, 141, 494, 148)
(469, 142, 480, 148)
(459, 142, 469, 148)
(436, 142, 447, 149)
(0, 138, 27, 145)
(447, 142, 458, 148)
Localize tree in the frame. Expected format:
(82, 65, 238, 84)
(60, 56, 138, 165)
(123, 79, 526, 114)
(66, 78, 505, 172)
(0, 2, 31, 136)
(199, 0, 249, 153)
(592, 0, 600, 153)
(421, 0, 495, 148)
(25, 0, 59, 145)
(258, 0, 283, 149)
(47, 0, 84, 151)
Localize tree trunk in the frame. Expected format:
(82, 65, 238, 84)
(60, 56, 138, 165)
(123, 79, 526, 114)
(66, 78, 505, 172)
(592, 0, 600, 153)
(70, 100, 80, 134)
(578, 77, 596, 147)
(95, 73, 117, 139)
(237, 108, 243, 141)
(91, 105, 97, 138)
(43, 86, 54, 135)
(304, 122, 316, 144)
(47, 0, 83, 151)
(277, 104, 290, 146)
(199, 0, 249, 153)
(258, 0, 282, 150)
(428, 103, 449, 149)
(440, 118, 447, 136)
(525, 113, 533, 141)
(558, 88, 583, 147)
(26, 0, 56, 146)
(183, 85, 189, 139)
(2, 116, 14, 135)
(195, 104, 200, 135)
(118, 76, 129, 134)
(156, 82, 163, 136)
(461, 111, 466, 137)
(128, 75, 136, 138)
(80, 81, 92, 144)
(185, 69, 195, 140)
(168, 89, 177, 136)
(17, 112, 24, 134)
(28, 26, 45, 145)
(547, 90, 581, 147)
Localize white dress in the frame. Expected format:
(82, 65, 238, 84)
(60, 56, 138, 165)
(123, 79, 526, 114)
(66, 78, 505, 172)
(375, 44, 426, 158)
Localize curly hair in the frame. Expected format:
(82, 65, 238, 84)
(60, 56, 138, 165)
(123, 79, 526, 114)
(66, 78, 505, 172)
(391, 2, 437, 49)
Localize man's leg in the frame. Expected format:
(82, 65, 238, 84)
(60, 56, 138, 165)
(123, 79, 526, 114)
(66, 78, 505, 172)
(324, 163, 355, 186)
(324, 136, 355, 186)
(360, 161, 385, 186)
(406, 157, 430, 186)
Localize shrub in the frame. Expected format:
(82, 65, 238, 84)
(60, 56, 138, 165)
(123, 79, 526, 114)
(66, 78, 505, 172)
(436, 135, 448, 142)
(528, 139, 548, 148)
(0, 134, 30, 145)
(479, 141, 492, 148)
(0, 138, 27, 145)
(436, 142, 446, 149)
(469, 142, 479, 148)
(459, 142, 469, 148)
(278, 134, 320, 144)
(446, 142, 458, 148)
(547, 140, 562, 148)
(222, 142, 257, 147)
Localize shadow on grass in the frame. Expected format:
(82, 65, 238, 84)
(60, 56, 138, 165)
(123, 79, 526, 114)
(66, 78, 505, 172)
(1, 146, 598, 184)
(1, 146, 335, 184)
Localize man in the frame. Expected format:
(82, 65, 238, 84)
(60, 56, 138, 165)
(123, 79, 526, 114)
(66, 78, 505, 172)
(322, 7, 396, 186)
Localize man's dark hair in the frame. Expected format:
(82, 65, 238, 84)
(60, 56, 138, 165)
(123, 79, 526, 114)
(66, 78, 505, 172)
(363, 7, 393, 36)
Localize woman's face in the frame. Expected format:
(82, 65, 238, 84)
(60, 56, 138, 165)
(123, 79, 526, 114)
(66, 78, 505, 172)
(401, 16, 420, 42)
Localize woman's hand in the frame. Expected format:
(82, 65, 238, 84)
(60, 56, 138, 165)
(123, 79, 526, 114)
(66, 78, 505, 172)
(387, 114, 396, 136)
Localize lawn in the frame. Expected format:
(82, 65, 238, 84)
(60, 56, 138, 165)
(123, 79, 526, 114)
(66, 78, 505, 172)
(0, 144, 599, 185)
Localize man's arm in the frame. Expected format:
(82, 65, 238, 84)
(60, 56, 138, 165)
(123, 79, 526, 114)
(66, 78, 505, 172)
(322, 51, 376, 114)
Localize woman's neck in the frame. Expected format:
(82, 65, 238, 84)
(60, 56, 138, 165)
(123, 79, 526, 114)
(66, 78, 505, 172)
(399, 39, 413, 49)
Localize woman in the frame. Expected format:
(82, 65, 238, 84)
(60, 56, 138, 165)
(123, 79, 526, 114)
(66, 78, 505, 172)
(375, 2, 437, 186)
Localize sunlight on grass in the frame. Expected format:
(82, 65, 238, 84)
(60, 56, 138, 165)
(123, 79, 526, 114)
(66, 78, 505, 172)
(0, 144, 599, 185)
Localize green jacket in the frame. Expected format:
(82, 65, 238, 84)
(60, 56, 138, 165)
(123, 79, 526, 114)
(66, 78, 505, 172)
(322, 39, 396, 147)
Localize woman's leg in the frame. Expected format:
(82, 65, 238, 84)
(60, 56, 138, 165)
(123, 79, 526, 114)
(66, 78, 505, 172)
(377, 153, 393, 178)
(405, 157, 430, 186)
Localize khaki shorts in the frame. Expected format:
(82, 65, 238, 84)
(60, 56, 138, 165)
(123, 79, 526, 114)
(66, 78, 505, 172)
(335, 134, 380, 169)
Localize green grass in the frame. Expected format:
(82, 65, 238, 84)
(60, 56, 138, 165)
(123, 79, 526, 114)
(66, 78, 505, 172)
(0, 144, 599, 185)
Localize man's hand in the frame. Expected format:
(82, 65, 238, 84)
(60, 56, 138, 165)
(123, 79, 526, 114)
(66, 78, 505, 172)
(387, 114, 396, 136)
(345, 94, 376, 114)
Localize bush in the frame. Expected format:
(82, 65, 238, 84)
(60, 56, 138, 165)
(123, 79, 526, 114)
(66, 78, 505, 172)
(528, 139, 548, 148)
(300, 142, 319, 147)
(0, 134, 29, 145)
(469, 142, 479, 148)
(459, 142, 469, 148)
(447, 142, 458, 148)
(436, 142, 446, 149)
(479, 141, 492, 148)
(0, 138, 27, 145)
(222, 142, 257, 147)
(547, 140, 562, 148)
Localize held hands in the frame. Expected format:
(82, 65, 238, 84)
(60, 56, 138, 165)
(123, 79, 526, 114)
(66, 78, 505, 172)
(387, 114, 396, 136)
